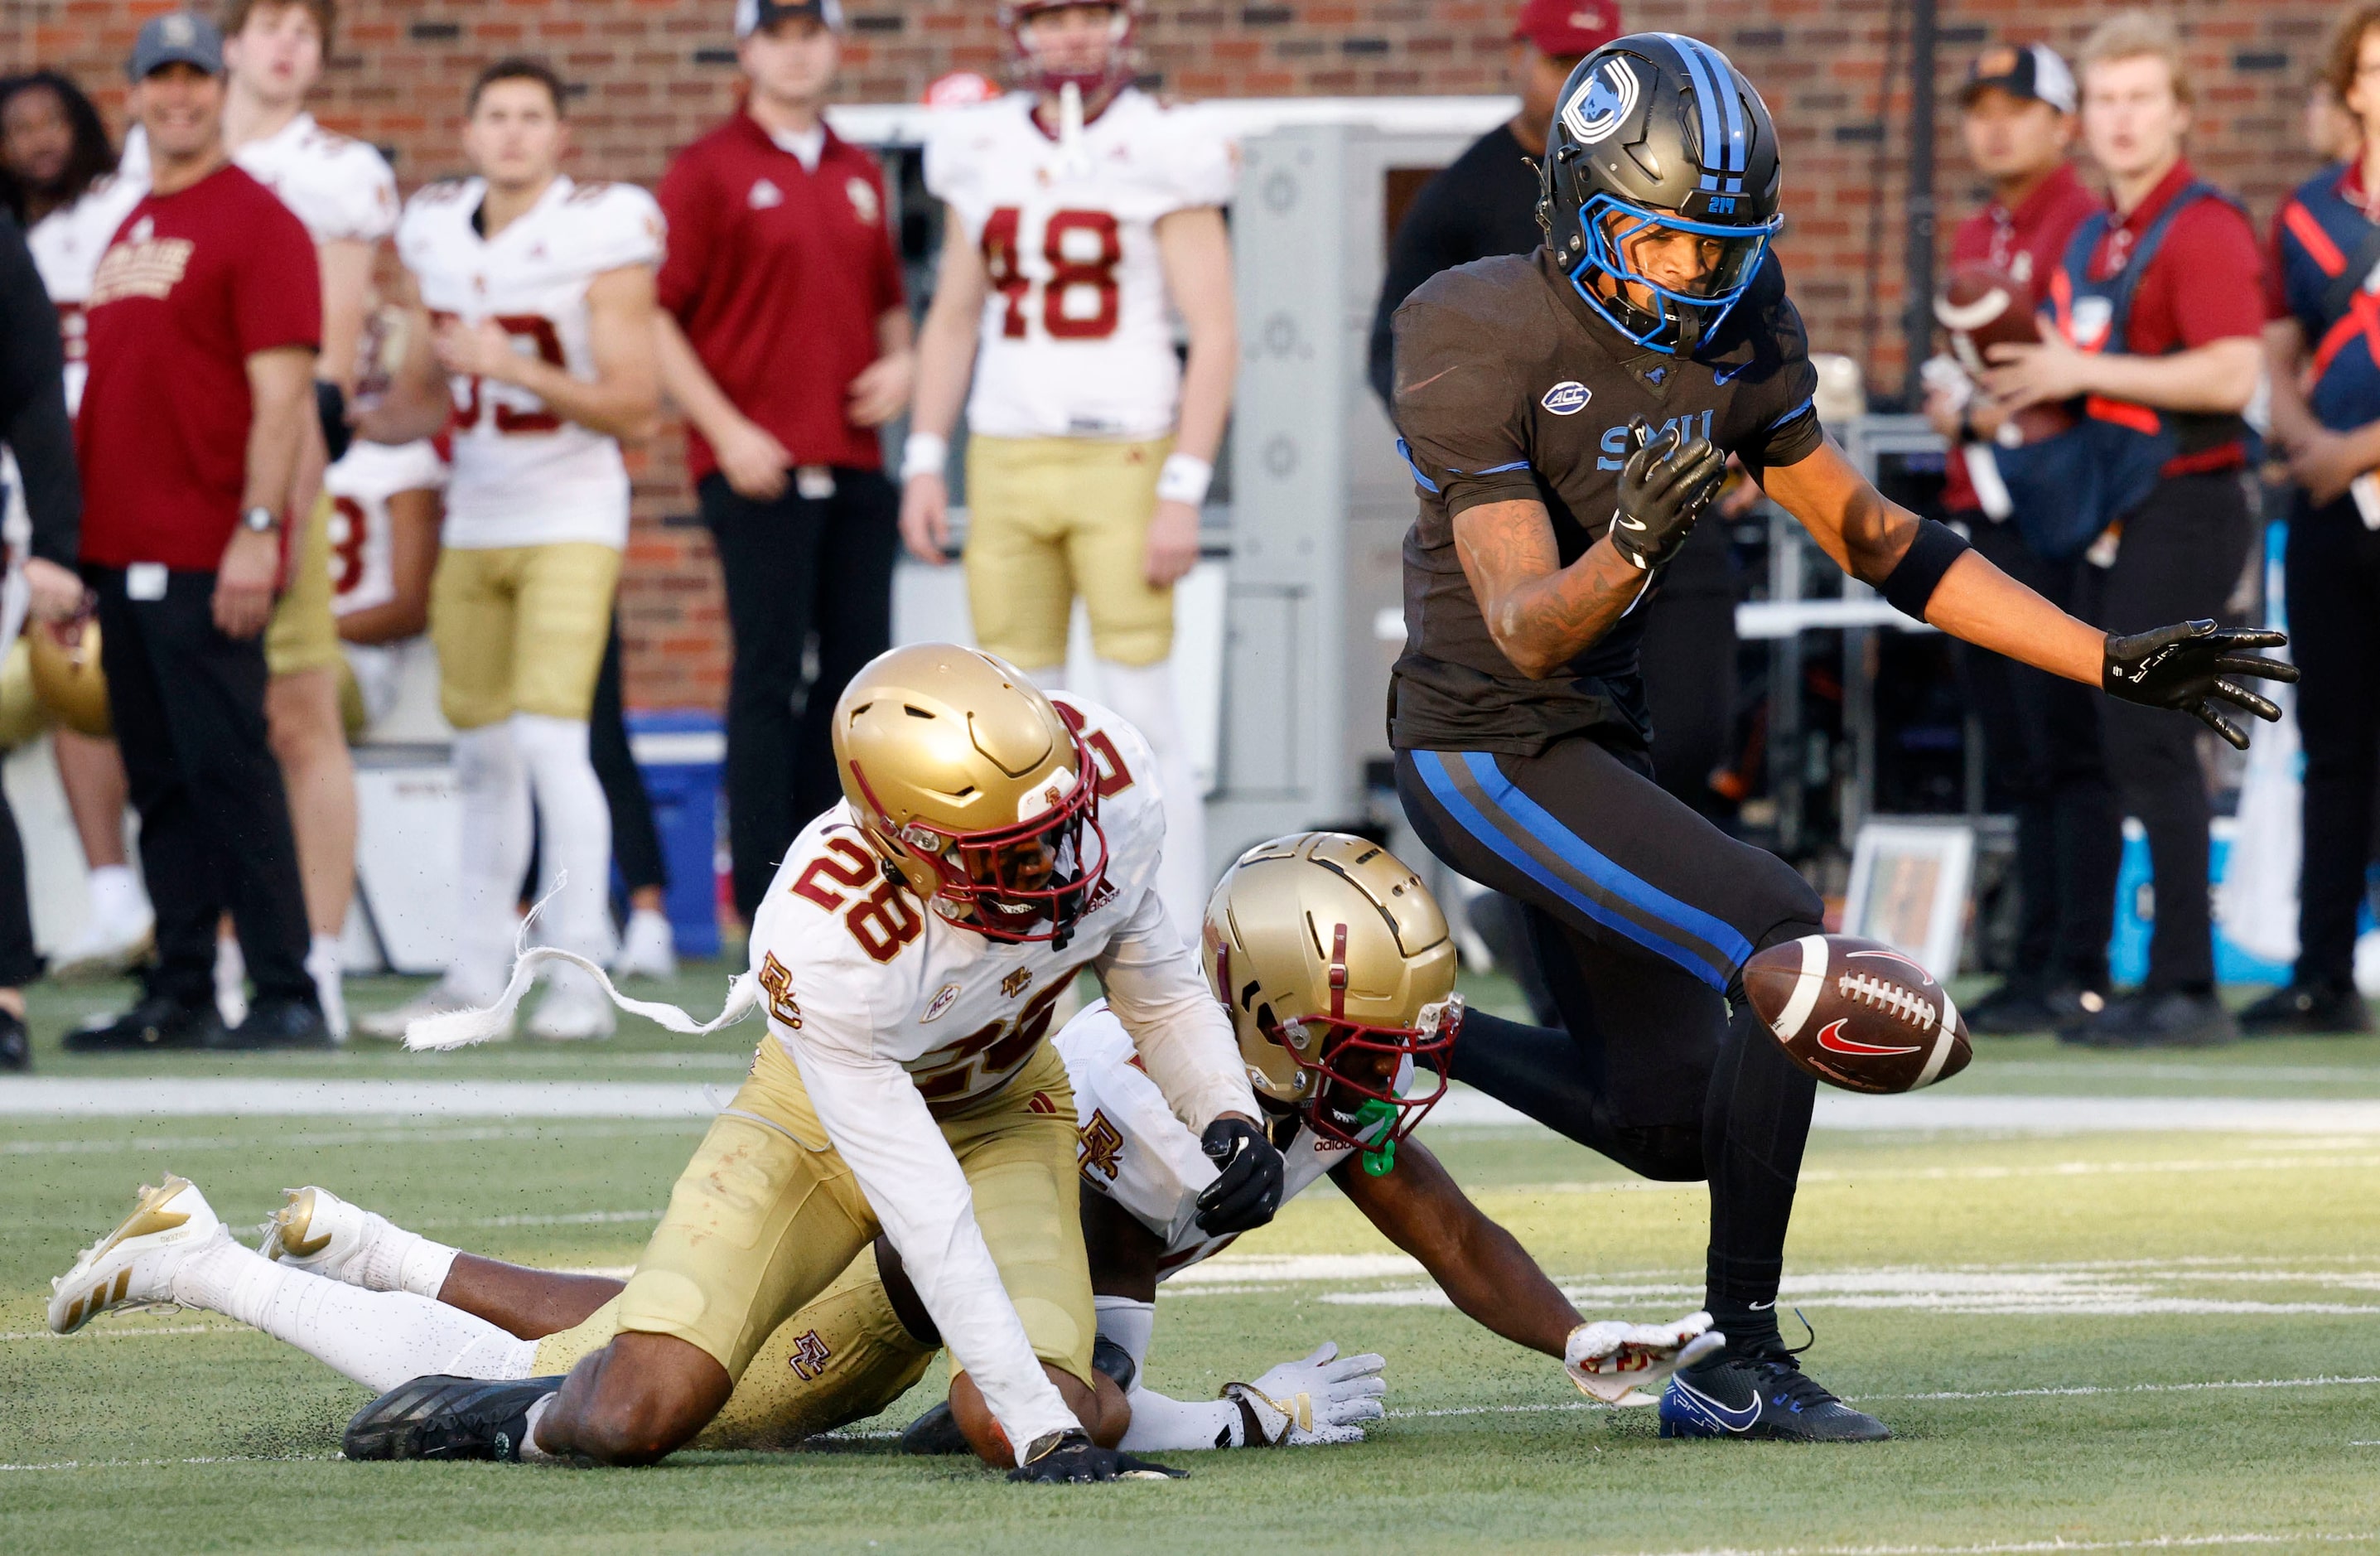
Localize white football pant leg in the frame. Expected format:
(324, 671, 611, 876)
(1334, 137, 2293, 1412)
(511, 713, 615, 964)
(451, 722, 532, 1001)
(1094, 659, 1203, 941)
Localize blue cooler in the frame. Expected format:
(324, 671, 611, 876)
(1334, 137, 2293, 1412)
(625, 710, 726, 959)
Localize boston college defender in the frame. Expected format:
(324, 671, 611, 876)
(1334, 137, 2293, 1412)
(902, 0, 1237, 937)
(356, 58, 663, 1041)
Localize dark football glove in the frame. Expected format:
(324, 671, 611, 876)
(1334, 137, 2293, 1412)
(1608, 414, 1727, 572)
(1194, 1116, 1284, 1236)
(1006, 1428, 1184, 1483)
(2102, 620, 2297, 749)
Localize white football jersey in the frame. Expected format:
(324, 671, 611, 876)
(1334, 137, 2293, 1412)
(395, 175, 664, 548)
(742, 693, 1253, 1451)
(325, 439, 446, 619)
(923, 89, 1235, 440)
(1060, 1001, 1364, 1277)
(231, 111, 398, 245)
(27, 171, 148, 415)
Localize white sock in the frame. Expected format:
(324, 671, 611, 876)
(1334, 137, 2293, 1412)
(1094, 659, 1204, 941)
(87, 863, 147, 925)
(511, 713, 615, 964)
(518, 1394, 561, 1462)
(1118, 1384, 1243, 1452)
(451, 723, 532, 999)
(307, 934, 347, 1040)
(349, 1211, 461, 1300)
(172, 1240, 535, 1393)
(1093, 1294, 1154, 1382)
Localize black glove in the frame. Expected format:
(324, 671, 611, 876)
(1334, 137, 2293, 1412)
(2102, 619, 2297, 749)
(1194, 1116, 1284, 1236)
(1006, 1428, 1184, 1483)
(315, 379, 353, 465)
(1608, 414, 1727, 572)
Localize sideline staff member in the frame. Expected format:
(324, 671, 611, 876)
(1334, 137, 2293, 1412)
(67, 15, 326, 1052)
(2252, 4, 2380, 1037)
(654, 0, 911, 926)
(1985, 12, 2267, 1050)
(1923, 43, 2116, 1035)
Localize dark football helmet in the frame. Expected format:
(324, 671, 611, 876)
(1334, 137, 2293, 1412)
(1535, 32, 1785, 356)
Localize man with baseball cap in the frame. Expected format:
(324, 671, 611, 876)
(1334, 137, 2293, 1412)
(654, 0, 910, 930)
(1923, 40, 2113, 1037)
(68, 12, 328, 1052)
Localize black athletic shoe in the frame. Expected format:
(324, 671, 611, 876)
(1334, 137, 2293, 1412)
(220, 996, 335, 1051)
(1962, 976, 2055, 1036)
(2044, 983, 2110, 1037)
(2059, 988, 2237, 1049)
(63, 995, 224, 1053)
(898, 1399, 971, 1456)
(343, 1374, 564, 1462)
(1658, 1345, 1890, 1442)
(0, 1008, 27, 1071)
(2238, 981, 2373, 1038)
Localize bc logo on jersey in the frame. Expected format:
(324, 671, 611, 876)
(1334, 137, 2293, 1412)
(1561, 59, 1640, 147)
(1541, 381, 1593, 416)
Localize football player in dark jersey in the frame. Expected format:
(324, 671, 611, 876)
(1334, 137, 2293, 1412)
(1386, 32, 2295, 1442)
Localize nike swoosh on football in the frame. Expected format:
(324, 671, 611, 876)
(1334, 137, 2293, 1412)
(1671, 1378, 1761, 1432)
(1816, 1018, 1920, 1056)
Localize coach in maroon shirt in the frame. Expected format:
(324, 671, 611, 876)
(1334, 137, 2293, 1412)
(68, 13, 326, 1053)
(1923, 43, 2119, 1037)
(654, 0, 913, 924)
(1986, 12, 2267, 1048)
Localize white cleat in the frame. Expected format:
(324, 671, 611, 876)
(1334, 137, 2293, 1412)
(259, 1186, 372, 1283)
(357, 979, 511, 1043)
(48, 1176, 225, 1335)
(611, 907, 678, 981)
(528, 964, 616, 1041)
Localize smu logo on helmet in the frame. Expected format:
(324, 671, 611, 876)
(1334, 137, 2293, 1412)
(1541, 381, 1592, 416)
(1561, 58, 1640, 147)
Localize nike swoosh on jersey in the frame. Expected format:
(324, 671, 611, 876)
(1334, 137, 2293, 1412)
(1712, 361, 1751, 384)
(1816, 1018, 1920, 1056)
(1668, 1376, 1762, 1433)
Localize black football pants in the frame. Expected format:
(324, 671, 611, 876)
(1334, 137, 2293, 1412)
(88, 566, 312, 1009)
(1961, 518, 2120, 988)
(1398, 735, 1824, 1326)
(702, 469, 898, 923)
(2284, 491, 2380, 989)
(2076, 471, 2255, 992)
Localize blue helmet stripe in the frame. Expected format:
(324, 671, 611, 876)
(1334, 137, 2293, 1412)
(1661, 34, 1727, 191)
(1687, 37, 1749, 175)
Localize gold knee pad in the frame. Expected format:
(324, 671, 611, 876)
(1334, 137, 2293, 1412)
(266, 495, 343, 677)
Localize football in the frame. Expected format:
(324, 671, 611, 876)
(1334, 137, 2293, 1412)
(1933, 261, 2074, 445)
(1740, 934, 1971, 1095)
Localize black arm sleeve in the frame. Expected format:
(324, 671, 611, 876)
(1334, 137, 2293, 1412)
(0, 214, 80, 568)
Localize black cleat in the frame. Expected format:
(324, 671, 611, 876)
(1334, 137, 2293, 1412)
(2059, 988, 2237, 1049)
(64, 995, 224, 1053)
(1658, 1345, 1890, 1442)
(2238, 980, 2373, 1038)
(220, 996, 335, 1051)
(343, 1374, 563, 1462)
(898, 1399, 972, 1456)
(0, 1008, 27, 1071)
(1962, 975, 2054, 1036)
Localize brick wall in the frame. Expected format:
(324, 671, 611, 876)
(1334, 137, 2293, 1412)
(5, 0, 2341, 707)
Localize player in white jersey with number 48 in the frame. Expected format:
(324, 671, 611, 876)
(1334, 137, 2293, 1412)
(357, 57, 664, 1042)
(902, 1, 1237, 937)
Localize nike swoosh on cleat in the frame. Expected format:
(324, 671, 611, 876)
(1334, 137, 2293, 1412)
(1669, 1377, 1761, 1433)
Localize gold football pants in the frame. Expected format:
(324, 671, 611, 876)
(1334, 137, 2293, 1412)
(962, 434, 1175, 669)
(428, 542, 620, 728)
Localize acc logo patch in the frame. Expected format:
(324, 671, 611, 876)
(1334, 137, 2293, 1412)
(1561, 58, 1640, 147)
(921, 983, 962, 1023)
(1541, 380, 1592, 415)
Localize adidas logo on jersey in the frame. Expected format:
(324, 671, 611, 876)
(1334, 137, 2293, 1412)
(750, 178, 784, 210)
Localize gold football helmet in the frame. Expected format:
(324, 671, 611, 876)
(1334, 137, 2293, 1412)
(1201, 832, 1463, 1152)
(831, 643, 1108, 943)
(0, 636, 50, 751)
(27, 617, 110, 739)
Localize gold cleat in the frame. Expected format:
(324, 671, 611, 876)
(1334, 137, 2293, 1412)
(47, 1175, 225, 1335)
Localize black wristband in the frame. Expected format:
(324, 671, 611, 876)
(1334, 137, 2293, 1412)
(1880, 518, 1972, 622)
(315, 379, 352, 465)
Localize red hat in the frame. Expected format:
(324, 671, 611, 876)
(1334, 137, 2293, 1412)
(1512, 0, 1620, 58)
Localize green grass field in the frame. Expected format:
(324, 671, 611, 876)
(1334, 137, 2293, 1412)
(2, 966, 2377, 1554)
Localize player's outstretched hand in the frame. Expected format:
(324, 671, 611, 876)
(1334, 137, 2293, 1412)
(2102, 620, 2298, 750)
(1223, 1341, 1389, 1446)
(1564, 1311, 1726, 1405)
(1007, 1428, 1184, 1483)
(1610, 414, 1727, 572)
(1194, 1115, 1285, 1235)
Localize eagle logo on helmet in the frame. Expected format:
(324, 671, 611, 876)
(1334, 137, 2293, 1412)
(1562, 58, 1639, 146)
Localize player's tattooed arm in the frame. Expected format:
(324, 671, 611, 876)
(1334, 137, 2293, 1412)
(1451, 498, 1648, 679)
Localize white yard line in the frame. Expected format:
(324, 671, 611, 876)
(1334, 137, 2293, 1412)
(1619, 1537, 2375, 1556)
(1385, 1373, 2380, 1422)
(0, 1452, 337, 1471)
